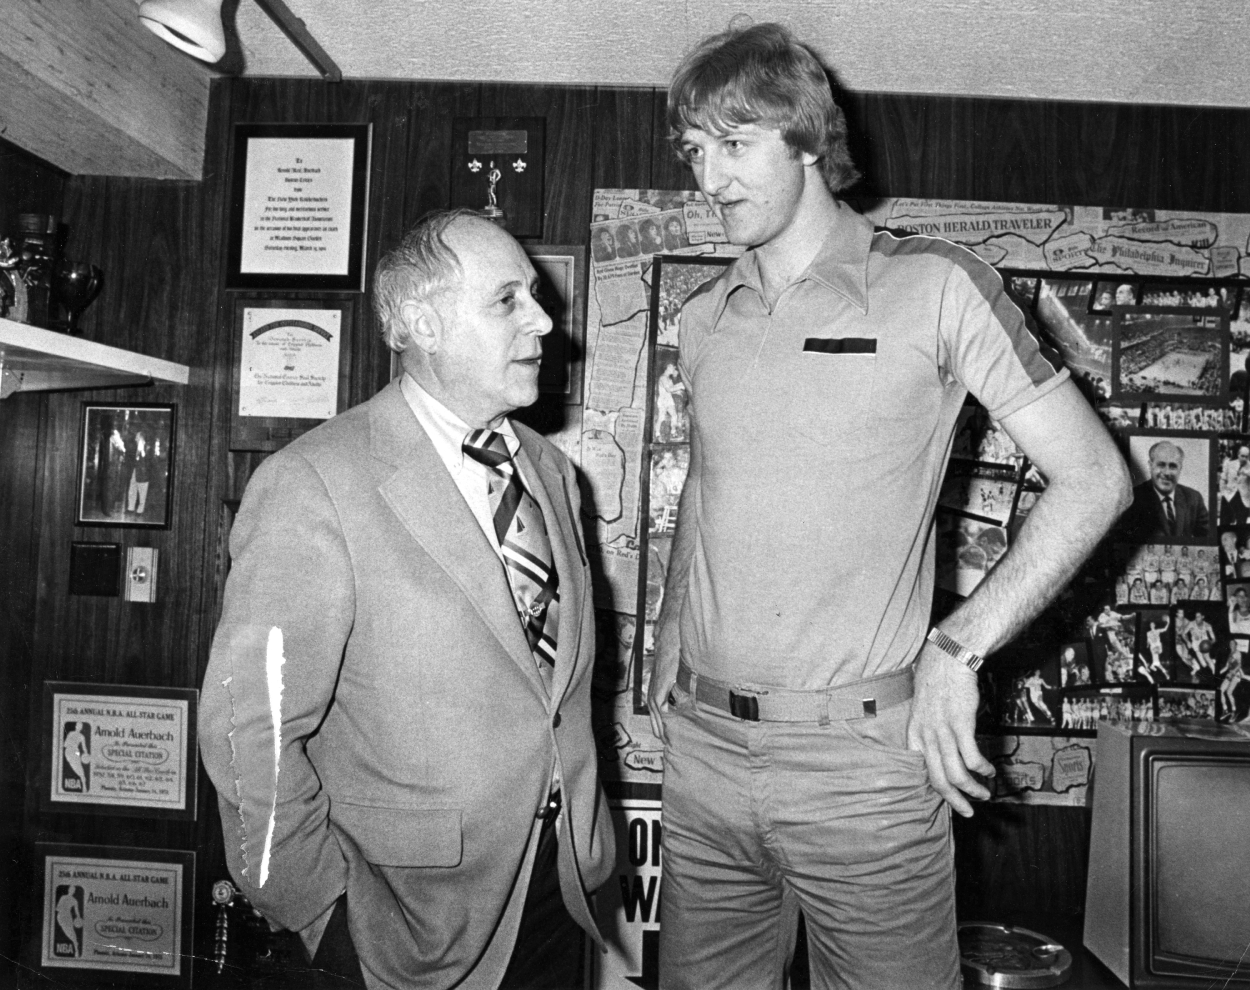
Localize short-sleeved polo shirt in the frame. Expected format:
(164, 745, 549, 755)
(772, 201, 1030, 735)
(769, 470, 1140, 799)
(677, 200, 1067, 689)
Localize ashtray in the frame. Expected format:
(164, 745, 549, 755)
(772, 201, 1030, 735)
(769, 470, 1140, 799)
(958, 921, 1073, 988)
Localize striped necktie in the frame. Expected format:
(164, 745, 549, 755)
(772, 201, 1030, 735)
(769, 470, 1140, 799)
(462, 430, 559, 673)
(1162, 494, 1175, 532)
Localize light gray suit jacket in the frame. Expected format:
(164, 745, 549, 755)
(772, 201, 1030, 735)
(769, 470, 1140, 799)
(199, 380, 614, 989)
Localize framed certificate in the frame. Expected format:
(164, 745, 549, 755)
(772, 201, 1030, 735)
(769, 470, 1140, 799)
(42, 682, 198, 819)
(226, 123, 371, 291)
(229, 296, 354, 451)
(37, 844, 194, 987)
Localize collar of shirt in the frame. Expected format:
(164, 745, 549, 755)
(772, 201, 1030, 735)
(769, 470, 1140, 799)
(1155, 489, 1175, 506)
(399, 372, 520, 474)
(708, 198, 873, 329)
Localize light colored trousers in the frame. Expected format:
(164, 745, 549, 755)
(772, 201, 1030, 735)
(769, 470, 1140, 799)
(658, 689, 961, 990)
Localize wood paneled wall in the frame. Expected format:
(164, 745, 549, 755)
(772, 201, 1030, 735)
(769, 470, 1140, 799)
(0, 136, 66, 987)
(3, 78, 1248, 984)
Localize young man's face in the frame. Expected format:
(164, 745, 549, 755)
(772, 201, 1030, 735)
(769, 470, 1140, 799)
(679, 122, 816, 249)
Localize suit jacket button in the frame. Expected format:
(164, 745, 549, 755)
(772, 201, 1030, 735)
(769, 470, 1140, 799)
(552, 713, 562, 728)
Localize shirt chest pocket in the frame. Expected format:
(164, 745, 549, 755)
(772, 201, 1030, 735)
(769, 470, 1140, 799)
(786, 337, 879, 445)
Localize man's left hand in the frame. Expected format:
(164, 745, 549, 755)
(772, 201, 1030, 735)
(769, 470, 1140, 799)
(907, 647, 994, 817)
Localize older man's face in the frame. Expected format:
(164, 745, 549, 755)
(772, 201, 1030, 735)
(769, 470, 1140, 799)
(427, 218, 552, 427)
(1149, 444, 1183, 495)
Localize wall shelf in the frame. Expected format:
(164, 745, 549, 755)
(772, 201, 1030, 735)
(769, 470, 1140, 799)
(0, 317, 189, 398)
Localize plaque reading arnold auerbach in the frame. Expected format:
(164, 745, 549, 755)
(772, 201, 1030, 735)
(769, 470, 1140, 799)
(39, 844, 193, 986)
(44, 682, 198, 819)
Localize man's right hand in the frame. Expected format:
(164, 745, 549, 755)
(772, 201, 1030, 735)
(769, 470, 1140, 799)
(646, 648, 681, 744)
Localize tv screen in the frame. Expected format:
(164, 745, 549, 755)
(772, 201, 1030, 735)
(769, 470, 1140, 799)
(1150, 758, 1250, 966)
(1086, 721, 1250, 987)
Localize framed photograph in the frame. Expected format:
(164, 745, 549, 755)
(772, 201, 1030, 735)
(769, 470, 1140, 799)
(36, 843, 194, 987)
(1090, 279, 1139, 312)
(226, 123, 371, 291)
(41, 682, 198, 819)
(1060, 684, 1155, 732)
(985, 650, 1063, 732)
(1025, 273, 1111, 401)
(1140, 280, 1239, 313)
(229, 297, 353, 452)
(1112, 308, 1228, 402)
(1158, 685, 1217, 720)
(522, 245, 587, 402)
(76, 404, 176, 529)
(1117, 433, 1213, 544)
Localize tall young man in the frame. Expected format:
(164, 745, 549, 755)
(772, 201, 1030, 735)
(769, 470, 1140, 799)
(647, 23, 1131, 989)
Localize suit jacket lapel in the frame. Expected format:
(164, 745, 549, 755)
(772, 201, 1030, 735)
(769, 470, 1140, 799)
(515, 435, 586, 709)
(368, 384, 547, 694)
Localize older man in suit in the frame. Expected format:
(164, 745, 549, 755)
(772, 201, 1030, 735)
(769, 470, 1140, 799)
(200, 209, 613, 990)
(1120, 439, 1209, 541)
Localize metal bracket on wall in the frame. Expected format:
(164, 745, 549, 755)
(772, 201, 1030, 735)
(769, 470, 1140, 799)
(254, 0, 343, 82)
(0, 353, 23, 399)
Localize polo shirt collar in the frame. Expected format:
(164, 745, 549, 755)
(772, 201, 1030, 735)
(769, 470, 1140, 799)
(713, 199, 873, 325)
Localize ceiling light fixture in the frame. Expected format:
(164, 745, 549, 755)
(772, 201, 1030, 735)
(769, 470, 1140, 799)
(138, 0, 342, 82)
(138, 0, 227, 63)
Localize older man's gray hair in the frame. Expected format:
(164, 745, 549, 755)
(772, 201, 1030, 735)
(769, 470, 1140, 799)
(373, 208, 483, 352)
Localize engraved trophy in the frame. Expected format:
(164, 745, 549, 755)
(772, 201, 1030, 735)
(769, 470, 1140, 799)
(51, 262, 105, 335)
(480, 160, 507, 227)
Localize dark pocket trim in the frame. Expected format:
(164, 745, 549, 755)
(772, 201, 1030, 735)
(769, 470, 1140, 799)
(803, 337, 877, 354)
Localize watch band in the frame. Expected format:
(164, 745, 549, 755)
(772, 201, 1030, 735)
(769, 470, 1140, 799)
(926, 627, 985, 673)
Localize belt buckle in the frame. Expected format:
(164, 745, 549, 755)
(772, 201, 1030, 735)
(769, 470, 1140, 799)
(728, 691, 760, 722)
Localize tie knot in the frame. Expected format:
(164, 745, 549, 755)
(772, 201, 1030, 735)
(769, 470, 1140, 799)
(463, 429, 512, 470)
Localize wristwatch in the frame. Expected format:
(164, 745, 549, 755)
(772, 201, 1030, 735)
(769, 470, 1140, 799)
(926, 627, 985, 673)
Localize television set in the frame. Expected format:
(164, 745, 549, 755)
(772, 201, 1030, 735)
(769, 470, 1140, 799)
(1084, 721, 1250, 987)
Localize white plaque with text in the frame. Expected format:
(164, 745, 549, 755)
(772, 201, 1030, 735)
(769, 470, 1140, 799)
(41, 852, 187, 976)
(240, 136, 356, 276)
(51, 691, 191, 812)
(238, 306, 342, 420)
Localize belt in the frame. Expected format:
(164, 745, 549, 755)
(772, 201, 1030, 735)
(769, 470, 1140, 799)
(675, 660, 913, 723)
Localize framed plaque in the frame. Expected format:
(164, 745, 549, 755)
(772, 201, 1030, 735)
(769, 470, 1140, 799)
(37, 844, 194, 988)
(229, 296, 353, 451)
(226, 123, 371, 291)
(450, 117, 545, 238)
(42, 682, 198, 819)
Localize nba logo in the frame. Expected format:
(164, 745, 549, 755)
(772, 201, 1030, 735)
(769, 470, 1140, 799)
(61, 722, 92, 793)
(52, 884, 84, 958)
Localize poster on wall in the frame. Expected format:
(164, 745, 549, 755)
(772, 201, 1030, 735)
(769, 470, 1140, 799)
(42, 682, 198, 819)
(590, 799, 664, 990)
(37, 844, 194, 987)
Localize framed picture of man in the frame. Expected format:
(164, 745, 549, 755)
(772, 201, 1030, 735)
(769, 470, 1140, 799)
(1117, 432, 1213, 544)
(75, 404, 176, 529)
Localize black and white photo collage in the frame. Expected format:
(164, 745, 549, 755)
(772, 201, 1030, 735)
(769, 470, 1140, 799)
(964, 271, 1250, 735)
